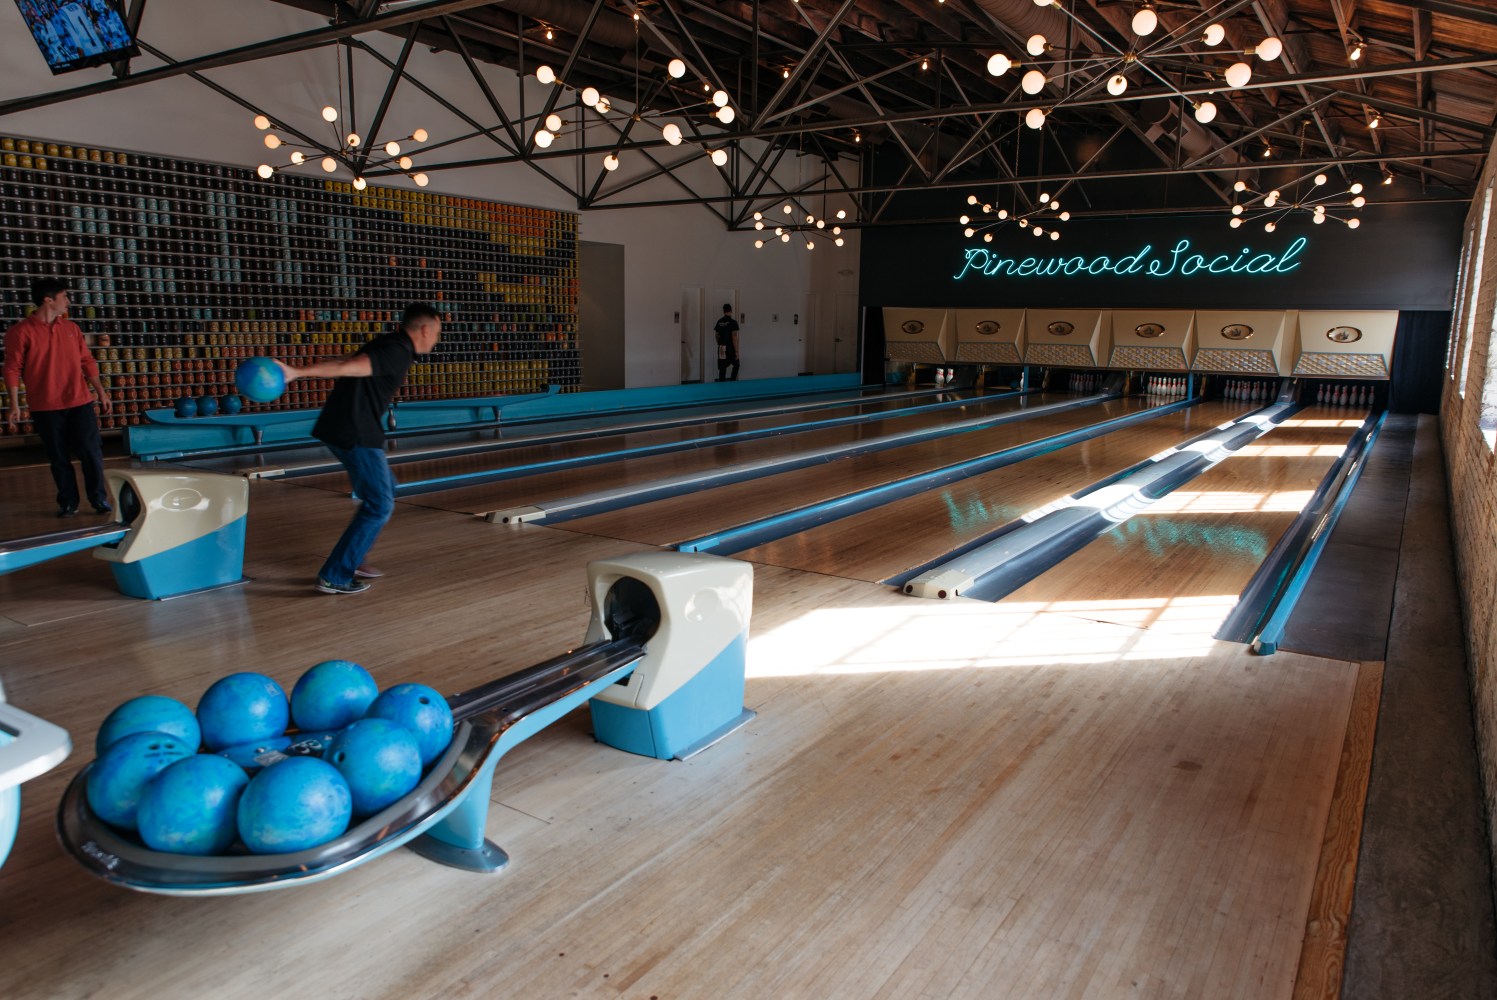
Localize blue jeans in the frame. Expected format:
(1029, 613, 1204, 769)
(319, 445, 395, 585)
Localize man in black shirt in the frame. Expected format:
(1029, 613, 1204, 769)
(713, 304, 740, 381)
(276, 302, 442, 594)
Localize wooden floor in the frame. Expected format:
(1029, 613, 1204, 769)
(0, 412, 1365, 999)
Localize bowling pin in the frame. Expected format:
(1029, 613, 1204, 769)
(1316, 384, 1324, 404)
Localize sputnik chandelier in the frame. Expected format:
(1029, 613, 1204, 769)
(960, 190, 1070, 243)
(251, 46, 432, 189)
(1230, 120, 1368, 231)
(983, 0, 1285, 129)
(752, 201, 850, 251)
(529, 28, 736, 173)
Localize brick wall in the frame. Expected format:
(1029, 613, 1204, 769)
(1440, 143, 1497, 887)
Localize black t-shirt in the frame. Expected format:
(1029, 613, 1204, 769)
(714, 315, 739, 352)
(312, 330, 417, 449)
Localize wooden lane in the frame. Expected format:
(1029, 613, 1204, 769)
(0, 457, 135, 543)
(388, 392, 1052, 516)
(734, 399, 1260, 584)
(1001, 407, 1370, 631)
(289, 388, 994, 493)
(554, 395, 1158, 545)
(0, 474, 1359, 997)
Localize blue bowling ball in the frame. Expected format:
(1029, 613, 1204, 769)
(235, 356, 286, 404)
(325, 719, 422, 816)
(291, 660, 379, 732)
(197, 672, 290, 751)
(96, 694, 201, 755)
(86, 731, 195, 830)
(221, 393, 243, 415)
(196, 395, 219, 417)
(136, 754, 249, 855)
(237, 757, 352, 854)
(365, 683, 454, 768)
(217, 735, 293, 775)
(174, 396, 195, 419)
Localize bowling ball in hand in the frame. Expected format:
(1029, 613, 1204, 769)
(234, 357, 286, 404)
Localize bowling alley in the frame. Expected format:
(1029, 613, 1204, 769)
(3, 1, 1497, 997)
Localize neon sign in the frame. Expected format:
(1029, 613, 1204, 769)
(953, 236, 1308, 281)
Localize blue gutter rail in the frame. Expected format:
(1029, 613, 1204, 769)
(1218, 411, 1387, 655)
(675, 398, 1198, 557)
(243, 385, 957, 479)
(901, 402, 1302, 602)
(395, 390, 1028, 497)
(0, 526, 130, 575)
(486, 393, 1117, 525)
(880, 402, 1274, 590)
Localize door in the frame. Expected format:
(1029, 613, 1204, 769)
(834, 292, 859, 372)
(681, 286, 704, 382)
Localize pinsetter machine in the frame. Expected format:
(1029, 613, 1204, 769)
(58, 551, 755, 894)
(0, 469, 247, 599)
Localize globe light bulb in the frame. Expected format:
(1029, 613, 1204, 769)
(1233, 180, 1248, 193)
(384, 141, 400, 156)
(1383, 172, 1394, 186)
(1225, 62, 1252, 88)
(662, 123, 683, 145)
(1350, 182, 1364, 194)
(997, 209, 1008, 219)
(835, 237, 845, 246)
(964, 227, 975, 237)
(263, 134, 281, 149)
(711, 148, 728, 166)
(604, 153, 619, 171)
(581, 87, 600, 107)
(1025, 107, 1046, 129)
(983, 204, 993, 213)
(1107, 74, 1128, 96)
(412, 129, 428, 142)
(1256, 36, 1283, 61)
(668, 58, 686, 79)
(780, 233, 789, 243)
(545, 114, 563, 132)
(1352, 196, 1366, 208)
(1347, 217, 1361, 229)
(967, 194, 979, 206)
(987, 53, 1012, 77)
(806, 241, 815, 249)
(712, 89, 729, 107)
(256, 164, 273, 179)
(290, 151, 304, 165)
(1230, 217, 1243, 228)
(716, 106, 736, 124)
(322, 106, 338, 123)
(596, 96, 612, 114)
(1022, 70, 1046, 95)
(1050, 230, 1060, 241)
(1059, 211, 1070, 221)
(806, 214, 814, 224)
(784, 204, 793, 214)
(321, 156, 337, 172)
(1314, 173, 1327, 185)
(1264, 191, 1279, 207)
(755, 240, 764, 248)
(960, 215, 971, 225)
(1039, 192, 1050, 203)
(1195, 101, 1218, 124)
(1033, 226, 1044, 237)
(755, 221, 764, 230)
(1231, 204, 1244, 216)
(1313, 214, 1326, 225)
(414, 173, 429, 187)
(535, 65, 555, 85)
(399, 156, 413, 170)
(816, 219, 825, 229)
(534, 129, 554, 148)
(1265, 221, 1276, 232)
(1203, 24, 1225, 46)
(983, 233, 992, 242)
(1131, 6, 1158, 37)
(832, 226, 842, 235)
(353, 176, 367, 190)
(837, 210, 847, 219)
(1027, 34, 1047, 56)
(253, 114, 271, 130)
(346, 132, 361, 148)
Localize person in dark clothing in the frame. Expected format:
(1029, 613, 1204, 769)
(275, 302, 442, 594)
(714, 304, 740, 381)
(4, 277, 113, 516)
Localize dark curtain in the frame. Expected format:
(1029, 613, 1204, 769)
(1389, 311, 1452, 415)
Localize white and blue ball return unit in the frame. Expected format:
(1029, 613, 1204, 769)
(0, 470, 247, 600)
(57, 551, 755, 895)
(0, 677, 71, 869)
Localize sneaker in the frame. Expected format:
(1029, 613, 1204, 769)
(57, 505, 78, 518)
(315, 577, 371, 595)
(92, 502, 113, 515)
(354, 564, 384, 578)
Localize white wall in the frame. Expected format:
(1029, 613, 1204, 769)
(0, 0, 862, 387)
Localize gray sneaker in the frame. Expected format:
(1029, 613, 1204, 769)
(315, 577, 371, 595)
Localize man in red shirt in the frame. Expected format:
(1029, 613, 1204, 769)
(4, 277, 113, 516)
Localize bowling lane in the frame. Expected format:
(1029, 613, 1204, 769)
(386, 391, 1054, 515)
(291, 387, 1000, 493)
(553, 395, 1161, 544)
(733, 400, 1259, 584)
(999, 407, 1369, 629)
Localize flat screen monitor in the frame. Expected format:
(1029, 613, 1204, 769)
(13, 0, 139, 74)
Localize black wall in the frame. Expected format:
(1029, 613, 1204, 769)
(859, 201, 1464, 312)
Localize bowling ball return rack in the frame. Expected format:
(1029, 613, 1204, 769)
(56, 552, 756, 896)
